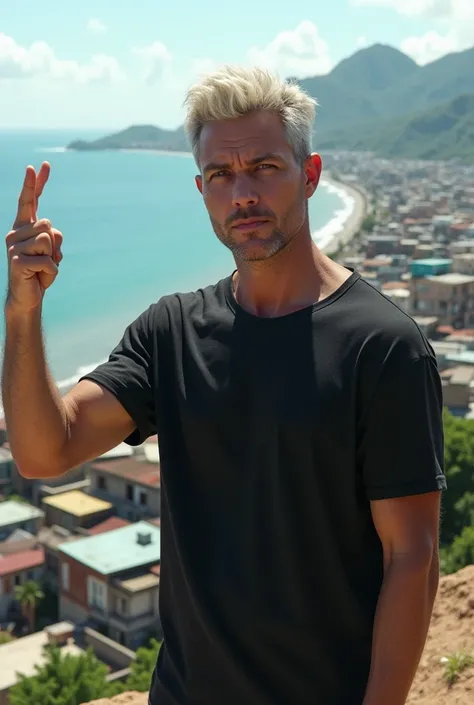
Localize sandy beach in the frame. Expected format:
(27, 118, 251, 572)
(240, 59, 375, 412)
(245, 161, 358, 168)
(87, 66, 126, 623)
(318, 175, 368, 256)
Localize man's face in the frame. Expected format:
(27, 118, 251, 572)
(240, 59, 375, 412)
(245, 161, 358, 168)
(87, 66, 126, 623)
(195, 111, 322, 263)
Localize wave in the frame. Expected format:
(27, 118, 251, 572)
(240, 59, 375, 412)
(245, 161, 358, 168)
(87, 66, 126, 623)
(312, 178, 355, 251)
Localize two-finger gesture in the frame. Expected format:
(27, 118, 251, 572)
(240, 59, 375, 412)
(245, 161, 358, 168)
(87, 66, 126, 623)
(5, 162, 63, 313)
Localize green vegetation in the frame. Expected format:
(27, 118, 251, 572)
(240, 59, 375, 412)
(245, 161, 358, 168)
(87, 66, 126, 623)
(0, 629, 14, 644)
(122, 638, 162, 692)
(318, 94, 474, 164)
(442, 651, 474, 688)
(14, 580, 44, 634)
(68, 124, 188, 152)
(439, 409, 474, 574)
(8, 640, 163, 705)
(9, 646, 122, 705)
(68, 43, 474, 162)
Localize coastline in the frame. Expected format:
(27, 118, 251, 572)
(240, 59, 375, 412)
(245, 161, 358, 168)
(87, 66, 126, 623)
(315, 175, 367, 256)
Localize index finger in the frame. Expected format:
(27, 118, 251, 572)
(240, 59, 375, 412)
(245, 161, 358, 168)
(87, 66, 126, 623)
(13, 165, 37, 229)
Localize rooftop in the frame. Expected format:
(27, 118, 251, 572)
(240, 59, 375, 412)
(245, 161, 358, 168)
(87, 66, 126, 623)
(0, 500, 44, 530)
(114, 572, 160, 593)
(42, 490, 112, 517)
(0, 547, 44, 577)
(90, 456, 160, 488)
(427, 273, 474, 285)
(0, 626, 83, 691)
(87, 516, 131, 535)
(412, 258, 452, 266)
(58, 521, 160, 575)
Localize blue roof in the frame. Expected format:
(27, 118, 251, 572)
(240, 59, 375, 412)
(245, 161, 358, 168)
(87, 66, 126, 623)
(58, 521, 160, 575)
(412, 259, 452, 266)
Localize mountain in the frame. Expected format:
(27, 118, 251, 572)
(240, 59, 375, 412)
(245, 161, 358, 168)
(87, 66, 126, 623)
(67, 43, 474, 160)
(317, 93, 474, 163)
(68, 124, 188, 152)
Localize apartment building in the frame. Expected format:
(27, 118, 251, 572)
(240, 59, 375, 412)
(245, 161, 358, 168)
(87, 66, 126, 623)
(0, 501, 44, 542)
(88, 443, 160, 522)
(42, 490, 114, 532)
(58, 521, 161, 649)
(409, 273, 474, 328)
(0, 548, 45, 621)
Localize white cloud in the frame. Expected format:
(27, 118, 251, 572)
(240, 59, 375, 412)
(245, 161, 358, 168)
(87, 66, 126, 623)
(87, 18, 107, 34)
(0, 33, 121, 82)
(351, 0, 474, 62)
(400, 30, 457, 63)
(247, 21, 333, 78)
(351, 0, 454, 17)
(132, 41, 172, 85)
(356, 35, 369, 48)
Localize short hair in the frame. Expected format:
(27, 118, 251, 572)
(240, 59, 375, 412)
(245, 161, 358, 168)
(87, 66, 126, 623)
(183, 65, 317, 166)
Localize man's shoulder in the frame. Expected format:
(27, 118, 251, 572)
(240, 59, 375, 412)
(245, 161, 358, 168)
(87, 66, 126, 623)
(148, 274, 231, 327)
(345, 276, 435, 361)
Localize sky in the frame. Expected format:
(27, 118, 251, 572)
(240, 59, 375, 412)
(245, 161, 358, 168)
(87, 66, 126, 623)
(0, 0, 473, 130)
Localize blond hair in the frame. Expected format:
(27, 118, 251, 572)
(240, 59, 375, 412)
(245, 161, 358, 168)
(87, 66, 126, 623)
(183, 65, 317, 166)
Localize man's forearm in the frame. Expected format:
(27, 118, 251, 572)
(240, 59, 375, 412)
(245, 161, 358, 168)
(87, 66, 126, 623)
(2, 304, 69, 477)
(363, 554, 439, 705)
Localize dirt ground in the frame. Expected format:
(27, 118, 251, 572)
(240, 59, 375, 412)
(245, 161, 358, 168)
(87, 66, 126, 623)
(406, 565, 474, 705)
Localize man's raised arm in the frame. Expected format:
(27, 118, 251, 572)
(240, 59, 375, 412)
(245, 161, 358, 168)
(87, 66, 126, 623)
(2, 163, 139, 478)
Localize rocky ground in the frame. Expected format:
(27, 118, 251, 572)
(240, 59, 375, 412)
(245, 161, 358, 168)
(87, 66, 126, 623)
(85, 566, 474, 705)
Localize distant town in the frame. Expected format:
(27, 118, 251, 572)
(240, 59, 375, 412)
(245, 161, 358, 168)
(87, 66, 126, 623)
(1, 149, 474, 703)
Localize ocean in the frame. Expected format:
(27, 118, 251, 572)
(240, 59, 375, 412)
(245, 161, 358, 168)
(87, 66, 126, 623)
(0, 128, 354, 392)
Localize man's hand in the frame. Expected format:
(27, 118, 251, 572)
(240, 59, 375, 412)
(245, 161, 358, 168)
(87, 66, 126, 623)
(5, 161, 63, 314)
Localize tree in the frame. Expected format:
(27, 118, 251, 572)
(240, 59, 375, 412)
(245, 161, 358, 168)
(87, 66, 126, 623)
(9, 645, 120, 705)
(440, 526, 474, 576)
(123, 638, 162, 692)
(14, 581, 44, 633)
(440, 409, 474, 545)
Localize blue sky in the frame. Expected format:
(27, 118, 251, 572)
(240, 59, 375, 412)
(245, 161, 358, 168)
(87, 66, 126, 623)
(0, 0, 471, 130)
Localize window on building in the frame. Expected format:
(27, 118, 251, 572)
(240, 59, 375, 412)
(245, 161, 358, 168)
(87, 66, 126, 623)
(139, 491, 147, 506)
(27, 571, 34, 580)
(126, 484, 133, 501)
(87, 577, 107, 612)
(14, 574, 21, 587)
(97, 475, 107, 491)
(61, 562, 70, 591)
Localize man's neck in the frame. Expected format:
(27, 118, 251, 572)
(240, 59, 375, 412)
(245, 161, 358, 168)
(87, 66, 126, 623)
(233, 233, 351, 318)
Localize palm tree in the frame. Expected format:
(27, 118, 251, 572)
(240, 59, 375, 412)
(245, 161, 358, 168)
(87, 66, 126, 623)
(14, 580, 44, 634)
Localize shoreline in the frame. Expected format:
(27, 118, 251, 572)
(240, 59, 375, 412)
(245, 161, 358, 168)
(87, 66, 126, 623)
(317, 175, 368, 257)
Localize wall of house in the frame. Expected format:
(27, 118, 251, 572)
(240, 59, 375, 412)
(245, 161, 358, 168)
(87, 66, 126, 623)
(59, 594, 89, 624)
(59, 555, 107, 613)
(0, 565, 44, 620)
(90, 471, 160, 521)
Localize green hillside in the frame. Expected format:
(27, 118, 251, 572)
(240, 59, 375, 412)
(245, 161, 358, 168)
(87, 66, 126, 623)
(317, 93, 474, 163)
(67, 42, 474, 161)
(68, 124, 188, 152)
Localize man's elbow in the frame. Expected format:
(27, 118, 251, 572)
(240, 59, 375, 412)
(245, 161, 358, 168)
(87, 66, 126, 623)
(15, 456, 69, 480)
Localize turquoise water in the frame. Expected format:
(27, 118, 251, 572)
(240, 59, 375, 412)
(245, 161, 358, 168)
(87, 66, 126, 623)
(0, 129, 347, 384)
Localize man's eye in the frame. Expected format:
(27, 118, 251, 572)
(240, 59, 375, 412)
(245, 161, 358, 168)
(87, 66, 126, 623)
(256, 164, 276, 171)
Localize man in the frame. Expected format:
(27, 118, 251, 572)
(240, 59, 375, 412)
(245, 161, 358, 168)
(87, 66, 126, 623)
(3, 66, 445, 705)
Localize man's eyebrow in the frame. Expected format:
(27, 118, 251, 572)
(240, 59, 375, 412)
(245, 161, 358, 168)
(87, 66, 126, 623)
(202, 153, 285, 174)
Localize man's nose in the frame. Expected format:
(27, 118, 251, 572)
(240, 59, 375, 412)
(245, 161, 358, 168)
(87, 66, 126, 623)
(232, 174, 259, 209)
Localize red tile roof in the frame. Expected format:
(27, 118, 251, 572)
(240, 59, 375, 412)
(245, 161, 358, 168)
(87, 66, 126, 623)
(90, 457, 160, 487)
(87, 517, 131, 535)
(0, 548, 44, 577)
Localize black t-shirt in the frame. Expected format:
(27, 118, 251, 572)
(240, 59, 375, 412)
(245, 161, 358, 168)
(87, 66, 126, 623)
(81, 270, 446, 705)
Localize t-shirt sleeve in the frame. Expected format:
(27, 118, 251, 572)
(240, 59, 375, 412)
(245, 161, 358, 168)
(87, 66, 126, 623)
(79, 304, 158, 446)
(358, 353, 447, 500)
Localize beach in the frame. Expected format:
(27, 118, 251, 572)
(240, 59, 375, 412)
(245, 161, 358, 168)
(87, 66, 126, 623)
(318, 176, 368, 256)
